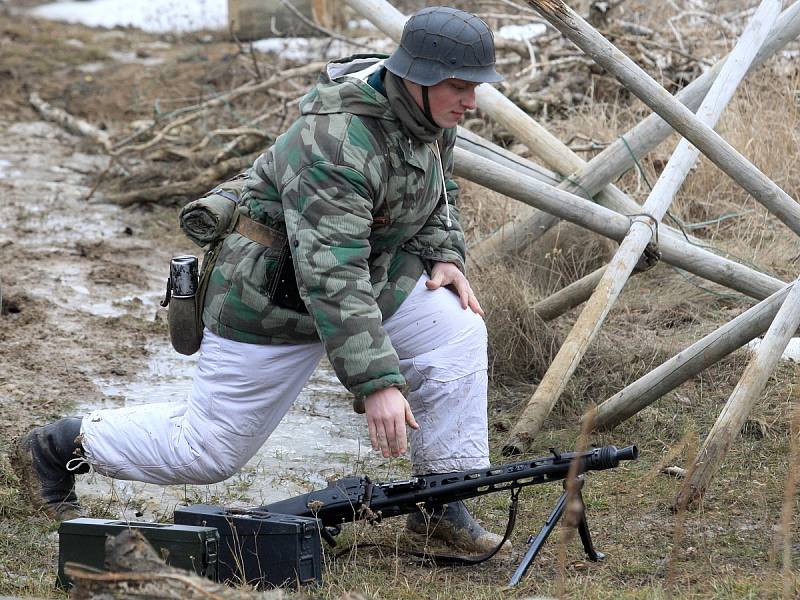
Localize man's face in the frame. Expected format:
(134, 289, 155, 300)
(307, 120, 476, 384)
(404, 78, 479, 129)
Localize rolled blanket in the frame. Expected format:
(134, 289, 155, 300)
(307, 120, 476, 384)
(179, 192, 239, 247)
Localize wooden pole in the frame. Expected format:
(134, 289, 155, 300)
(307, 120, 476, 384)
(455, 127, 561, 189)
(475, 0, 800, 258)
(590, 283, 794, 431)
(532, 266, 606, 322)
(675, 273, 800, 507)
(526, 0, 800, 237)
(532, 260, 661, 322)
(503, 0, 781, 454)
(455, 148, 786, 302)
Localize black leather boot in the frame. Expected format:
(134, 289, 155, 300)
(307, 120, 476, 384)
(406, 500, 512, 555)
(12, 416, 89, 520)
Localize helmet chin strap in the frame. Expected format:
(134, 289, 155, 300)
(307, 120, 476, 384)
(421, 86, 436, 126)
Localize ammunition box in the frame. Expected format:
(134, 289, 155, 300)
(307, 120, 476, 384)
(174, 504, 322, 587)
(57, 518, 219, 589)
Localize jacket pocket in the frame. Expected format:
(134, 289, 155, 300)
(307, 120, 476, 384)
(215, 233, 283, 330)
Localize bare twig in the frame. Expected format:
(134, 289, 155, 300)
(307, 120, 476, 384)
(102, 151, 261, 206)
(29, 92, 112, 152)
(113, 62, 323, 155)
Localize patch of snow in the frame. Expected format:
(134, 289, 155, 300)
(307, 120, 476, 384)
(746, 337, 800, 362)
(30, 0, 227, 34)
(77, 62, 106, 73)
(252, 36, 392, 62)
(0, 159, 23, 180)
(349, 18, 379, 31)
(497, 23, 547, 42)
(108, 50, 165, 66)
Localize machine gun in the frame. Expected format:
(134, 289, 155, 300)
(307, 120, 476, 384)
(176, 444, 637, 587)
(175, 446, 639, 586)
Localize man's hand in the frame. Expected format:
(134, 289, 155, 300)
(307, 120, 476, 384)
(364, 387, 419, 457)
(426, 262, 484, 316)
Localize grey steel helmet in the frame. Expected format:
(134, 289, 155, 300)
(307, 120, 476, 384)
(385, 6, 503, 86)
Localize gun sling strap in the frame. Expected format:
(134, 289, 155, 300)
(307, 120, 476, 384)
(335, 486, 522, 566)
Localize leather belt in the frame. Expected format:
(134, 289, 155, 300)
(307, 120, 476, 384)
(235, 215, 286, 248)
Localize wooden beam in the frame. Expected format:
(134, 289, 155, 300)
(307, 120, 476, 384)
(526, 0, 800, 237)
(675, 273, 800, 507)
(503, 0, 781, 454)
(589, 283, 794, 431)
(531, 266, 606, 322)
(475, 0, 800, 258)
(455, 127, 561, 189)
(455, 147, 786, 302)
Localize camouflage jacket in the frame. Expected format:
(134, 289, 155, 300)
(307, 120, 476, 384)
(203, 56, 466, 398)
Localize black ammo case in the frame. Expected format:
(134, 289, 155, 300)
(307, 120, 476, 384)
(57, 518, 219, 588)
(174, 504, 322, 587)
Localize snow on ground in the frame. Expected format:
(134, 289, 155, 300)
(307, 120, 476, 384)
(747, 337, 800, 362)
(252, 36, 393, 61)
(29, 0, 392, 62)
(497, 22, 547, 42)
(30, 0, 227, 33)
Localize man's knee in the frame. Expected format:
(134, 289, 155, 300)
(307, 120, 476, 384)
(187, 452, 248, 485)
(419, 313, 488, 377)
(172, 429, 253, 485)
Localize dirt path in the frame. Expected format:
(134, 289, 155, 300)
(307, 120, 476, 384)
(0, 116, 179, 443)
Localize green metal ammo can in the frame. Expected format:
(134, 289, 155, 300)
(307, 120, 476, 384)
(57, 518, 219, 589)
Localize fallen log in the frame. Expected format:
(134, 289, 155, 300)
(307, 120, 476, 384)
(526, 0, 800, 237)
(675, 272, 800, 508)
(503, 0, 780, 454)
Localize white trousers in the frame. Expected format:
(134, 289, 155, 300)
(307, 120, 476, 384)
(82, 275, 489, 485)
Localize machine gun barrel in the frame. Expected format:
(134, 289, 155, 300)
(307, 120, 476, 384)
(262, 445, 638, 527)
